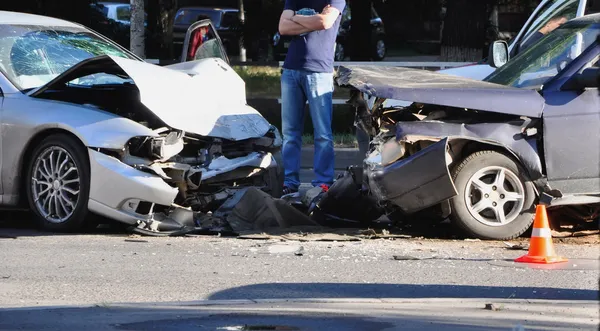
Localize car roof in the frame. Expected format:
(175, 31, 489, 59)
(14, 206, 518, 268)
(0, 10, 81, 28)
(569, 12, 600, 23)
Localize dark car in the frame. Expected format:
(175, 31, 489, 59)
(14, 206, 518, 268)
(336, 14, 600, 240)
(173, 7, 242, 58)
(273, 4, 386, 62)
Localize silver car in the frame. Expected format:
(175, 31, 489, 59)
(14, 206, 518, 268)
(0, 12, 282, 232)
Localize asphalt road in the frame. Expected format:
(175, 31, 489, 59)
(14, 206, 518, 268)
(1, 225, 598, 307)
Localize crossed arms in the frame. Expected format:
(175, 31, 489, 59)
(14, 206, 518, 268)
(278, 5, 341, 36)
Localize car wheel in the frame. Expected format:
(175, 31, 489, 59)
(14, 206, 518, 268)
(372, 39, 386, 61)
(334, 42, 345, 61)
(25, 134, 91, 232)
(449, 150, 536, 240)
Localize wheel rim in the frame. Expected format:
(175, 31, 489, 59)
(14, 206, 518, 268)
(464, 166, 525, 227)
(31, 146, 81, 223)
(335, 43, 344, 61)
(376, 40, 385, 58)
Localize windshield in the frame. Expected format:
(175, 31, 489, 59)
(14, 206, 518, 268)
(0, 24, 136, 91)
(485, 22, 599, 88)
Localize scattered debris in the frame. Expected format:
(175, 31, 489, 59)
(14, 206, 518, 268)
(484, 303, 504, 311)
(268, 245, 304, 255)
(393, 255, 437, 261)
(464, 238, 481, 242)
(294, 246, 305, 256)
(503, 242, 529, 250)
(124, 239, 149, 243)
(393, 255, 421, 261)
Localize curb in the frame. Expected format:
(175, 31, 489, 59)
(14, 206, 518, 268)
(4, 298, 596, 311)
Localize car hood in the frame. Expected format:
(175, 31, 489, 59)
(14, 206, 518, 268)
(30, 55, 271, 140)
(335, 66, 545, 118)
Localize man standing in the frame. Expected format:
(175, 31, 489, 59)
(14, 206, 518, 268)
(278, 0, 346, 197)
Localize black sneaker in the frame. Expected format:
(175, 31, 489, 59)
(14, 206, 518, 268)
(282, 186, 300, 198)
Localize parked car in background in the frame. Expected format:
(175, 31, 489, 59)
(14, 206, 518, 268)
(0, 11, 282, 233)
(273, 4, 386, 62)
(338, 14, 600, 240)
(96, 2, 147, 26)
(440, 0, 600, 80)
(173, 7, 242, 58)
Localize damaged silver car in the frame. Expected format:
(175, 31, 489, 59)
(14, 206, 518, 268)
(337, 14, 600, 240)
(0, 12, 282, 232)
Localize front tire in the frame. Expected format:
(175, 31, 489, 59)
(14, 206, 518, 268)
(25, 134, 91, 232)
(449, 151, 536, 240)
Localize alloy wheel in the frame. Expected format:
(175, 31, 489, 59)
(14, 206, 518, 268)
(31, 146, 81, 223)
(464, 166, 525, 226)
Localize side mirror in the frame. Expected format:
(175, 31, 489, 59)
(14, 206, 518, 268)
(562, 67, 600, 91)
(488, 40, 509, 68)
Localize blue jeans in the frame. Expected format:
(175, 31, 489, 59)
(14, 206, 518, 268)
(281, 68, 335, 190)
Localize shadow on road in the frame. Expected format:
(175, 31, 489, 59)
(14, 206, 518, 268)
(207, 283, 600, 301)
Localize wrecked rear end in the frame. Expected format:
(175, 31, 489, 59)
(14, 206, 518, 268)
(337, 66, 545, 218)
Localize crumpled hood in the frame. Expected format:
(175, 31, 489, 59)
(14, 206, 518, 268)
(335, 66, 545, 118)
(31, 55, 271, 140)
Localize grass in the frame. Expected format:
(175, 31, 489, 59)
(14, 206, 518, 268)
(302, 133, 358, 148)
(233, 66, 348, 98)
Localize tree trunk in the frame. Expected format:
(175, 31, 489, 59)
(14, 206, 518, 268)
(349, 0, 372, 61)
(441, 0, 493, 62)
(130, 0, 146, 58)
(238, 0, 246, 62)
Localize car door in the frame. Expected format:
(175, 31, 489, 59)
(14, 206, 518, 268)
(180, 19, 230, 64)
(541, 41, 600, 195)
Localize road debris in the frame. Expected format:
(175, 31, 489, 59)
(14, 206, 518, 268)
(294, 246, 305, 256)
(484, 303, 504, 311)
(503, 242, 529, 250)
(124, 239, 149, 243)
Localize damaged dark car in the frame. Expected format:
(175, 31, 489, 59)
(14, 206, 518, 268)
(336, 14, 600, 240)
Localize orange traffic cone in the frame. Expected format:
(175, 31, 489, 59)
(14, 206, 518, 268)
(515, 204, 568, 264)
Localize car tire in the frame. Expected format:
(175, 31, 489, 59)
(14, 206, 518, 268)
(372, 38, 386, 61)
(449, 150, 536, 240)
(25, 134, 92, 232)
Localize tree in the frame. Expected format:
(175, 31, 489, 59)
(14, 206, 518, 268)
(146, 0, 178, 60)
(130, 0, 146, 58)
(440, 0, 495, 62)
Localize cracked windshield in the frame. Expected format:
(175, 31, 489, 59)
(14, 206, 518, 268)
(0, 24, 134, 90)
(486, 21, 599, 88)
